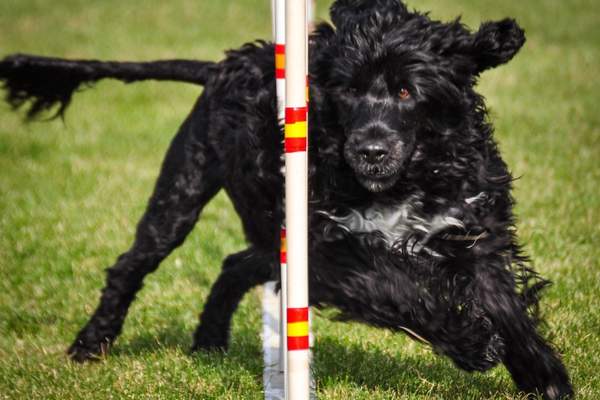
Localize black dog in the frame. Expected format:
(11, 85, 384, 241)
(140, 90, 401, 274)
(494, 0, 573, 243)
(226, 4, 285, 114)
(0, 0, 573, 398)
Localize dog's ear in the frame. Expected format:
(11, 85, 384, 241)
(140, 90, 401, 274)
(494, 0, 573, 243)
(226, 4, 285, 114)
(330, 0, 408, 30)
(468, 18, 526, 73)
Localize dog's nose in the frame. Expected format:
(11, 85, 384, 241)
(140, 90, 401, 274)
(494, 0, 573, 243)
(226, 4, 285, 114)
(358, 141, 388, 164)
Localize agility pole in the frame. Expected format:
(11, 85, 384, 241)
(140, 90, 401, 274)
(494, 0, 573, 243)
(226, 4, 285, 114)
(283, 0, 310, 398)
(263, 0, 311, 399)
(262, 1, 288, 397)
(276, 0, 288, 385)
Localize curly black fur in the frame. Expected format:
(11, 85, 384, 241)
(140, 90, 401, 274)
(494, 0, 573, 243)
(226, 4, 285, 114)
(0, 54, 215, 119)
(0, 1, 573, 398)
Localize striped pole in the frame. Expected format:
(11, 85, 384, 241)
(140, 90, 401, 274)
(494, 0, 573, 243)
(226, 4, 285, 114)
(264, 1, 312, 399)
(263, 1, 288, 399)
(284, 0, 310, 399)
(274, 0, 288, 384)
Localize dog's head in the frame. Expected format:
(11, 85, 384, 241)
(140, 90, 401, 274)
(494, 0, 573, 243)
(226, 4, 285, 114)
(313, 0, 525, 193)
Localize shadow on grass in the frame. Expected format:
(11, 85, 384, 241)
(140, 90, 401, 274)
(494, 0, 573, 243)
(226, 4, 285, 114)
(314, 336, 514, 398)
(108, 321, 514, 398)
(111, 319, 264, 375)
(112, 321, 192, 357)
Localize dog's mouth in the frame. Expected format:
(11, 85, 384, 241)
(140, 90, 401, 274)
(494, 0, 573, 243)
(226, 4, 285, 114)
(352, 161, 403, 192)
(347, 156, 405, 193)
(356, 170, 401, 192)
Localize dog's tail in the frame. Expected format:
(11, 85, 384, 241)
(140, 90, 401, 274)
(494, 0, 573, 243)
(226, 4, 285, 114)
(0, 53, 217, 120)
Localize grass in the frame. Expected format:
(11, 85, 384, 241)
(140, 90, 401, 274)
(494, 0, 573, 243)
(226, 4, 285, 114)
(0, 0, 598, 398)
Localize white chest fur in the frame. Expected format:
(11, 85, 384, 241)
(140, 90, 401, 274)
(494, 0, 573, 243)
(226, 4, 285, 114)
(318, 194, 475, 257)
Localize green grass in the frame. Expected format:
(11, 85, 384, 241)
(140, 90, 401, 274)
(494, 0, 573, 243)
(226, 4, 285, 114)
(0, 0, 598, 398)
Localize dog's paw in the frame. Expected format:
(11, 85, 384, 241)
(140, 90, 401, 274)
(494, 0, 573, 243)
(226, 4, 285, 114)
(191, 327, 229, 353)
(67, 338, 110, 363)
(514, 359, 574, 400)
(538, 382, 574, 400)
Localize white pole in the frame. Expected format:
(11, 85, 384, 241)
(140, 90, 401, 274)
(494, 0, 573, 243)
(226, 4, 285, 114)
(284, 0, 310, 399)
(274, 0, 288, 384)
(263, 1, 288, 399)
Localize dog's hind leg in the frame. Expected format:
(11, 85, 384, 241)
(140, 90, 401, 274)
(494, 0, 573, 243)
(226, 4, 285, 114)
(68, 103, 222, 362)
(474, 261, 573, 399)
(191, 248, 275, 352)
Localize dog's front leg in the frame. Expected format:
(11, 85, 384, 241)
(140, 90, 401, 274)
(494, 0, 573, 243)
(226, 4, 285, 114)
(473, 260, 573, 399)
(191, 248, 276, 352)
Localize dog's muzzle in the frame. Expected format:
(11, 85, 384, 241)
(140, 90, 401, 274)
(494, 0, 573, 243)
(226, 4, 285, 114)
(346, 139, 404, 192)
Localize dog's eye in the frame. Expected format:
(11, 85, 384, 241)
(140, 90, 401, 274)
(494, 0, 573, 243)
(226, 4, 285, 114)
(398, 88, 410, 100)
(348, 86, 358, 95)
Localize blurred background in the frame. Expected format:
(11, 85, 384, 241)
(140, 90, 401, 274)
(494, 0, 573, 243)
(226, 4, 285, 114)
(0, 0, 598, 398)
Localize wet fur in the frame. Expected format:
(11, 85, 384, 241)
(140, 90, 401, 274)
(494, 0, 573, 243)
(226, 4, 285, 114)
(0, 0, 573, 398)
